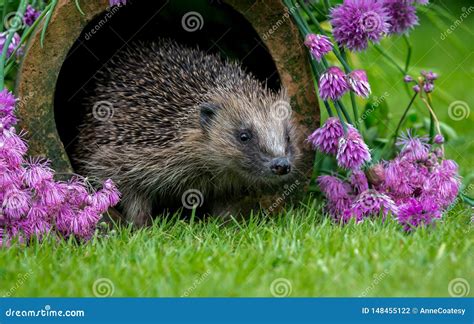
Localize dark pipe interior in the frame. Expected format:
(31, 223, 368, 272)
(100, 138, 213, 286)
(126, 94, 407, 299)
(54, 0, 281, 160)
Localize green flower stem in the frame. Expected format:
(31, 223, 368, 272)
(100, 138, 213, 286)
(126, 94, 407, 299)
(0, 0, 29, 89)
(339, 47, 359, 129)
(373, 44, 405, 76)
(288, 0, 336, 120)
(335, 102, 348, 134)
(393, 92, 418, 142)
(336, 100, 353, 125)
(4, 2, 52, 75)
(297, 0, 352, 72)
(323, 0, 331, 13)
(423, 94, 441, 142)
(323, 100, 333, 117)
(40, 0, 58, 48)
(403, 34, 412, 73)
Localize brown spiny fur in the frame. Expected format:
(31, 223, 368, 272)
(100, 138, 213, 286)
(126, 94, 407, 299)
(71, 39, 304, 226)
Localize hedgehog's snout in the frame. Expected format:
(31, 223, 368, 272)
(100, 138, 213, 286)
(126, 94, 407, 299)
(269, 157, 291, 176)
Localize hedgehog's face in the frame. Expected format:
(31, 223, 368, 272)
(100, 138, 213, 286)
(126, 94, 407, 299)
(199, 96, 301, 187)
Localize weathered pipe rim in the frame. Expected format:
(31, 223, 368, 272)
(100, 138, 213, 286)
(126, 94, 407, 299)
(15, 0, 319, 202)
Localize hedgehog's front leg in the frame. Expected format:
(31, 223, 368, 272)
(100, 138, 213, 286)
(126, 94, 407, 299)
(122, 193, 153, 227)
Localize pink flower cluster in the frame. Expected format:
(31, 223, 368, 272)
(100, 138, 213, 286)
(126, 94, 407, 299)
(315, 128, 460, 230)
(319, 67, 371, 100)
(0, 89, 120, 245)
(308, 117, 371, 170)
(303, 34, 371, 100)
(330, 0, 429, 52)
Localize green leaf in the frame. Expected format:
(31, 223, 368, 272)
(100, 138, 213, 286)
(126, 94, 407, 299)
(460, 193, 474, 207)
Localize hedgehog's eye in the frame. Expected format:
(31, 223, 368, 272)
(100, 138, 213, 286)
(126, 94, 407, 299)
(239, 131, 252, 143)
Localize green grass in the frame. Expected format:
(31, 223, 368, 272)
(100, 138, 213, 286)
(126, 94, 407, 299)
(1, 0, 473, 297)
(0, 201, 472, 297)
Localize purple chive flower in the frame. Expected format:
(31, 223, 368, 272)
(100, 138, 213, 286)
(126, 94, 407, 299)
(350, 170, 369, 194)
(330, 0, 390, 51)
(23, 5, 41, 26)
(433, 134, 444, 144)
(396, 131, 430, 161)
(423, 82, 434, 93)
(344, 189, 398, 222)
(0, 32, 21, 58)
(307, 117, 344, 154)
(0, 89, 17, 128)
(2, 188, 31, 220)
(347, 69, 371, 98)
(403, 75, 413, 82)
(336, 127, 371, 170)
(423, 160, 461, 208)
(383, 0, 419, 35)
(317, 175, 354, 219)
(304, 34, 333, 62)
(319, 67, 349, 100)
(412, 84, 420, 93)
(398, 198, 441, 231)
(109, 0, 127, 6)
(22, 160, 54, 189)
(422, 70, 438, 81)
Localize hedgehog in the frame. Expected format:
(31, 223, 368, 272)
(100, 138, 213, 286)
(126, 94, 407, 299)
(71, 39, 304, 226)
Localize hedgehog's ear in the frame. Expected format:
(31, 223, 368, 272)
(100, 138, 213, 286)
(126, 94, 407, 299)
(199, 103, 219, 130)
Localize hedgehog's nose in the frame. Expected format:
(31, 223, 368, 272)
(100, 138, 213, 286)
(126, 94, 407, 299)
(270, 157, 291, 176)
